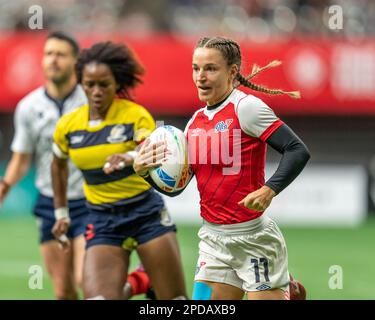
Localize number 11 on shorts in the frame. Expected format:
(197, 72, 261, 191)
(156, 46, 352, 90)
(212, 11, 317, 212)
(251, 258, 270, 283)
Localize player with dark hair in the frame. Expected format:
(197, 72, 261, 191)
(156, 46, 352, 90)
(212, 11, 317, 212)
(133, 36, 310, 300)
(52, 41, 187, 300)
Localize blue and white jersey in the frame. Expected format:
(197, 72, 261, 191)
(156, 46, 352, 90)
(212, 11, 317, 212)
(11, 85, 87, 199)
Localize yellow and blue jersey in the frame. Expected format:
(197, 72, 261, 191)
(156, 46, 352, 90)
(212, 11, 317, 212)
(53, 98, 154, 208)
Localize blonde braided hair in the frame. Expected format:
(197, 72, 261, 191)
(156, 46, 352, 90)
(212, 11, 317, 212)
(195, 37, 300, 99)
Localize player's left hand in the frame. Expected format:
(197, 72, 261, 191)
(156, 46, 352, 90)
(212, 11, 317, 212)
(103, 153, 134, 174)
(238, 185, 276, 212)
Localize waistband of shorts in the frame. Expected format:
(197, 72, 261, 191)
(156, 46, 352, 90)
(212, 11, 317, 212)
(86, 189, 156, 213)
(202, 215, 271, 235)
(38, 193, 86, 203)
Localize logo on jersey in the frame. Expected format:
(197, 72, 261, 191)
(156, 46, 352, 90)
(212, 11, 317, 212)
(70, 135, 85, 145)
(214, 119, 233, 132)
(107, 124, 128, 143)
(256, 284, 271, 291)
(190, 128, 203, 137)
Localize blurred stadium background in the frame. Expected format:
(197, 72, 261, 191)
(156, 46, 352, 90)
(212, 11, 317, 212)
(0, 0, 374, 299)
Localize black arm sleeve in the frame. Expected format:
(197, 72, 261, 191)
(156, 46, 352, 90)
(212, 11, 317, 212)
(143, 174, 188, 197)
(265, 124, 311, 194)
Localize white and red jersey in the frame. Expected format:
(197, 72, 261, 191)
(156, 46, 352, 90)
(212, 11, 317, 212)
(185, 89, 283, 224)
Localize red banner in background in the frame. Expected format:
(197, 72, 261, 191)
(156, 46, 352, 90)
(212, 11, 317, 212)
(0, 32, 375, 115)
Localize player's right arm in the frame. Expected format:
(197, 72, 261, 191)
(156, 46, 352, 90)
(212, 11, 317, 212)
(0, 152, 32, 206)
(0, 98, 35, 207)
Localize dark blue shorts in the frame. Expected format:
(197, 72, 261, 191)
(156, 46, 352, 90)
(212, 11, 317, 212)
(33, 194, 88, 243)
(85, 191, 176, 250)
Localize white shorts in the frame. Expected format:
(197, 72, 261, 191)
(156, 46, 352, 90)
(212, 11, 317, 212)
(194, 215, 289, 292)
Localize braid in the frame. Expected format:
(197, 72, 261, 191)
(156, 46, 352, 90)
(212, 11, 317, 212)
(236, 73, 300, 99)
(246, 60, 282, 80)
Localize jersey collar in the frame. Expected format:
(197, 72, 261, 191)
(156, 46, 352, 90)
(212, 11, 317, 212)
(206, 89, 235, 111)
(44, 85, 78, 116)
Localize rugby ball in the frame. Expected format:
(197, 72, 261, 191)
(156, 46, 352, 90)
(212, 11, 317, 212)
(148, 125, 193, 193)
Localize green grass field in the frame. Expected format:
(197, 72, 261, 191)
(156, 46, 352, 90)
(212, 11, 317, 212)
(0, 217, 374, 300)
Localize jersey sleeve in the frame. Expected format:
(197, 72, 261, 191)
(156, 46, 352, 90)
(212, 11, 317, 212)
(52, 117, 69, 159)
(10, 101, 36, 153)
(236, 95, 283, 142)
(133, 107, 156, 143)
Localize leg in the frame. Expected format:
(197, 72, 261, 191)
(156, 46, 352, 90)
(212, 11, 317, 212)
(40, 240, 78, 300)
(194, 281, 244, 300)
(72, 235, 85, 289)
(247, 288, 287, 300)
(137, 231, 187, 300)
(83, 245, 130, 299)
